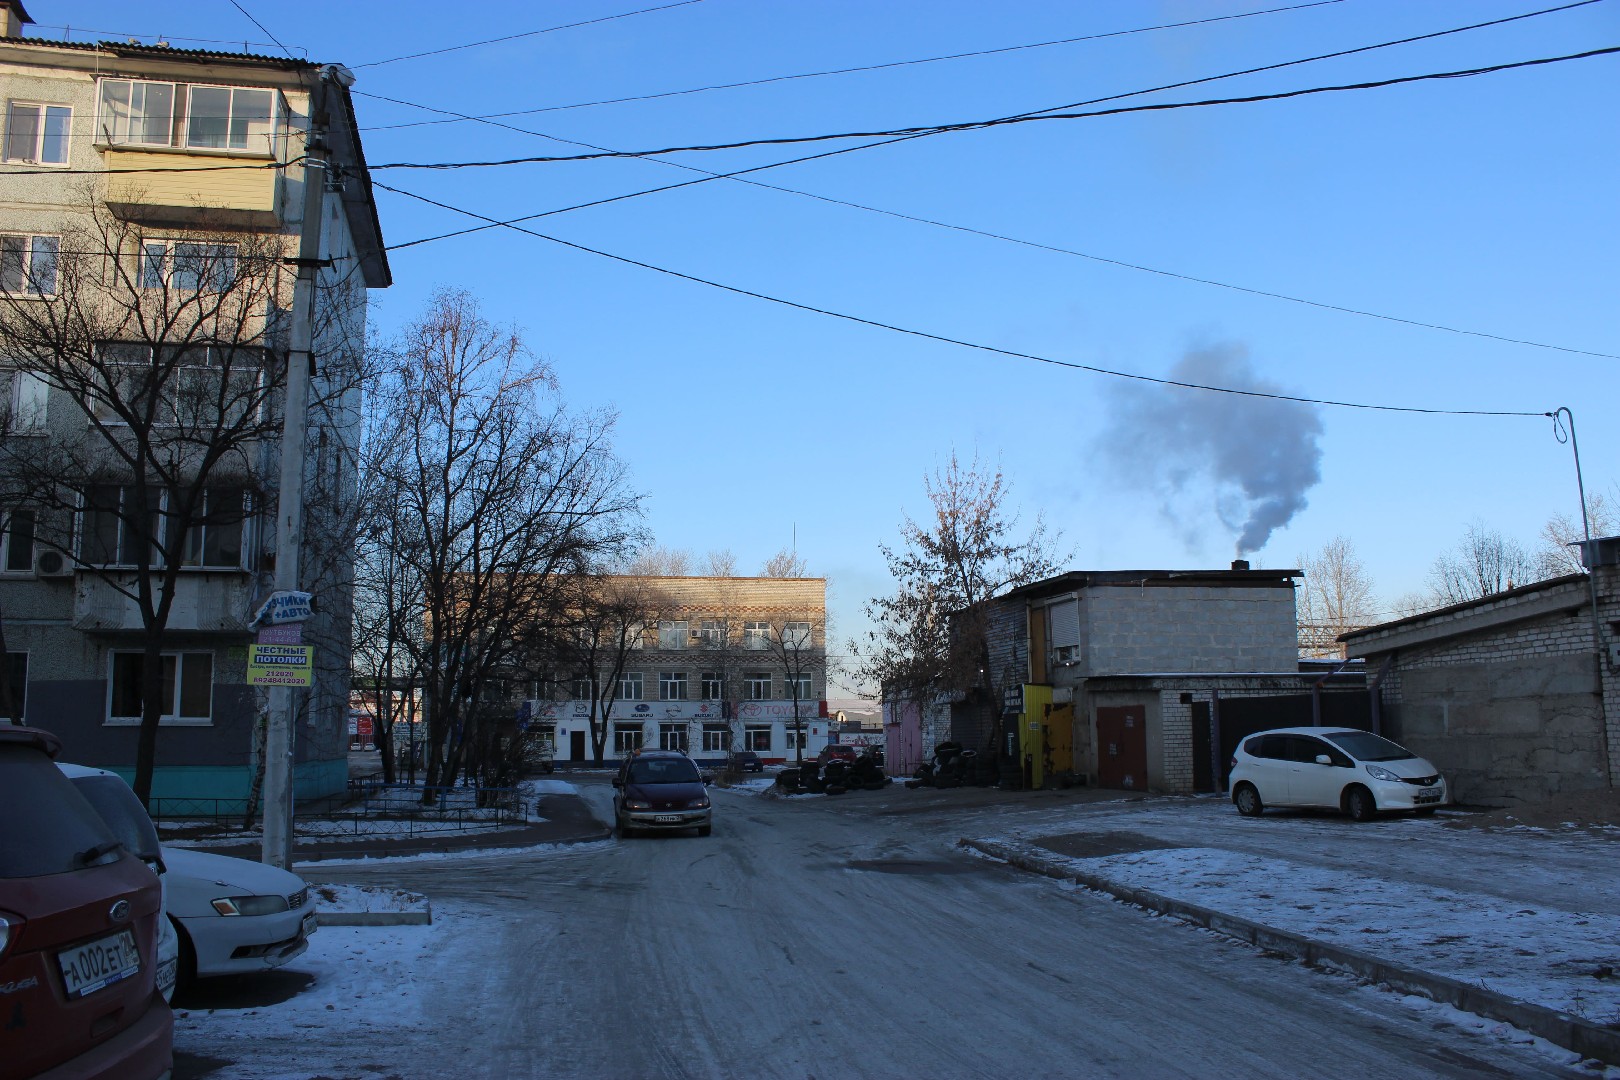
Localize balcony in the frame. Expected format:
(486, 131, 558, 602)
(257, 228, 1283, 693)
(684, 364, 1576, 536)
(74, 572, 253, 634)
(103, 149, 284, 230)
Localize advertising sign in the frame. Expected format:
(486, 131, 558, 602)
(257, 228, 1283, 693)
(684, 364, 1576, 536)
(247, 644, 314, 687)
(251, 591, 316, 626)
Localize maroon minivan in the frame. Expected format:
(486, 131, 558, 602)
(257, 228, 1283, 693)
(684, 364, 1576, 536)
(0, 727, 172, 1080)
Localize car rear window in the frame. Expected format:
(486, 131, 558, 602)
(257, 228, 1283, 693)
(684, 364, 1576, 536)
(0, 745, 123, 878)
(1322, 731, 1417, 763)
(70, 774, 162, 863)
(627, 758, 702, 784)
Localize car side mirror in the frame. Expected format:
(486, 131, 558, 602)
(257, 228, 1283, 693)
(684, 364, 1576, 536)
(611, 777, 622, 787)
(1314, 754, 1332, 765)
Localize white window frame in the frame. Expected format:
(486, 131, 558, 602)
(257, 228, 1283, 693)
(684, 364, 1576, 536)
(613, 723, 644, 755)
(743, 672, 772, 701)
(0, 234, 59, 297)
(743, 622, 770, 651)
(4, 101, 72, 165)
(140, 240, 237, 292)
(701, 725, 728, 753)
(105, 650, 214, 726)
(786, 673, 812, 701)
(658, 671, 687, 701)
(698, 619, 726, 648)
(657, 620, 687, 650)
(784, 726, 806, 750)
(744, 725, 771, 752)
(783, 621, 812, 649)
(4, 369, 47, 433)
(570, 676, 595, 701)
(700, 672, 724, 701)
(618, 671, 643, 701)
(96, 78, 178, 147)
(183, 84, 278, 154)
(658, 723, 686, 752)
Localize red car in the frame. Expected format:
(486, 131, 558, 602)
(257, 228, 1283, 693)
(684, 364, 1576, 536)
(0, 727, 172, 1080)
(817, 744, 858, 766)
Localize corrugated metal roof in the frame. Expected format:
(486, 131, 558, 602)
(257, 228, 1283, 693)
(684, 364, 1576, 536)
(4, 34, 315, 69)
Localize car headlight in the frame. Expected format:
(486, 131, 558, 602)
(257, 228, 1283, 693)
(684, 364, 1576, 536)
(1364, 765, 1401, 783)
(211, 894, 290, 917)
(626, 800, 652, 810)
(685, 797, 710, 810)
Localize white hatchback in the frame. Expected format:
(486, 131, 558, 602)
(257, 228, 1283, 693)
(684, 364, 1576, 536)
(1228, 727, 1448, 821)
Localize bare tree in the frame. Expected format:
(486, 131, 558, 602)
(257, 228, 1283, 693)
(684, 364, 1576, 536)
(356, 289, 638, 796)
(626, 546, 691, 576)
(761, 548, 807, 577)
(1427, 521, 1539, 606)
(554, 572, 666, 766)
(1537, 488, 1617, 577)
(850, 452, 1065, 747)
(758, 615, 823, 764)
(0, 199, 366, 805)
(1296, 536, 1377, 659)
(704, 549, 737, 577)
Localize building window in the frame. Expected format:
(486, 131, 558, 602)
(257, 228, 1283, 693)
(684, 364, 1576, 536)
(658, 620, 687, 650)
(786, 673, 812, 701)
(79, 485, 248, 570)
(107, 650, 213, 725)
(658, 723, 686, 752)
(613, 723, 643, 755)
(2, 509, 34, 573)
(1, 234, 59, 297)
(659, 672, 687, 701)
(744, 725, 771, 752)
(141, 241, 236, 292)
(785, 726, 806, 750)
(570, 676, 594, 700)
(184, 85, 276, 153)
(0, 651, 26, 720)
(5, 369, 48, 433)
(98, 79, 177, 147)
(700, 672, 724, 701)
(783, 621, 812, 649)
(743, 672, 772, 701)
(4, 102, 71, 164)
(701, 724, 728, 752)
(180, 488, 246, 569)
(698, 619, 726, 648)
(743, 622, 770, 650)
(80, 485, 157, 567)
(618, 671, 643, 701)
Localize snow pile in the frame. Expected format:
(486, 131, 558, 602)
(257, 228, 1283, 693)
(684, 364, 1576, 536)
(309, 883, 428, 914)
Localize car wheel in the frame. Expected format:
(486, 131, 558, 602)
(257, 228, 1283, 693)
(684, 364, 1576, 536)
(1345, 785, 1378, 822)
(173, 919, 198, 994)
(1233, 782, 1264, 817)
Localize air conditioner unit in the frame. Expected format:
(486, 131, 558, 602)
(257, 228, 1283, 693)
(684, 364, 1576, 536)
(33, 550, 73, 578)
(1052, 644, 1080, 664)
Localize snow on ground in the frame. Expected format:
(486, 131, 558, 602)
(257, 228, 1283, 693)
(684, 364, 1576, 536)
(308, 883, 428, 913)
(521, 778, 580, 796)
(299, 838, 614, 869)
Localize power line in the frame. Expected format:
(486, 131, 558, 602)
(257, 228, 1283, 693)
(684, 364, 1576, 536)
(370, 45, 1620, 170)
(352, 0, 708, 70)
(358, 0, 1348, 132)
(370, 179, 1547, 420)
(24, 23, 298, 51)
(225, 0, 295, 60)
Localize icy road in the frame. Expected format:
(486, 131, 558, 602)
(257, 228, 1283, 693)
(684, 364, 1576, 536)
(173, 777, 1601, 1079)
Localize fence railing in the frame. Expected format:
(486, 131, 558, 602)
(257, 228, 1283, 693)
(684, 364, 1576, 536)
(149, 783, 528, 833)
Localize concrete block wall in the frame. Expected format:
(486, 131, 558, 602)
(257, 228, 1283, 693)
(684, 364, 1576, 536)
(1082, 587, 1297, 675)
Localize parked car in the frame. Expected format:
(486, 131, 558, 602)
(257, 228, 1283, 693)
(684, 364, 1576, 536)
(57, 762, 179, 1003)
(817, 744, 858, 766)
(613, 749, 712, 838)
(161, 847, 316, 986)
(0, 727, 172, 1079)
(1229, 727, 1448, 822)
(726, 749, 763, 773)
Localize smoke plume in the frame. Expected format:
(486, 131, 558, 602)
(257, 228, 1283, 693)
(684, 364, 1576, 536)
(1102, 343, 1323, 556)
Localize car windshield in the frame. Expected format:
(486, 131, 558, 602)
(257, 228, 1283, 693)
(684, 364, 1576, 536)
(1322, 731, 1418, 763)
(627, 758, 702, 785)
(0, 745, 122, 878)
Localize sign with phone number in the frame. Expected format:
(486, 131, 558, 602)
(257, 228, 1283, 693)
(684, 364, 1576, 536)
(247, 644, 314, 687)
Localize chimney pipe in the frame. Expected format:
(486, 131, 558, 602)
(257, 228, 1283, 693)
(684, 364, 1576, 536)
(0, 1, 34, 39)
(1231, 559, 1250, 571)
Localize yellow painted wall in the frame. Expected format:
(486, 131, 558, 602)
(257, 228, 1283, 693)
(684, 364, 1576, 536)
(105, 150, 278, 215)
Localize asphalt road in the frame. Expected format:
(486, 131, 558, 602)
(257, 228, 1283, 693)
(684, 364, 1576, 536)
(173, 779, 1597, 1079)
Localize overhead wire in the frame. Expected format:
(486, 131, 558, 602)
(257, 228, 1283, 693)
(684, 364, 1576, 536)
(358, 0, 1349, 131)
(352, 0, 708, 70)
(225, 0, 295, 60)
(369, 179, 1548, 420)
(368, 45, 1620, 170)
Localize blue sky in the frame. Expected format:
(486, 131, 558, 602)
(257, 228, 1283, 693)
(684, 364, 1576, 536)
(40, 1, 1619, 693)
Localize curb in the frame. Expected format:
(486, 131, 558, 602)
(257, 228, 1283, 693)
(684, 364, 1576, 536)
(961, 837, 1620, 1067)
(316, 910, 432, 927)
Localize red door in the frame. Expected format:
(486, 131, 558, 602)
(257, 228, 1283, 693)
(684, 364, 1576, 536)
(1096, 706, 1148, 790)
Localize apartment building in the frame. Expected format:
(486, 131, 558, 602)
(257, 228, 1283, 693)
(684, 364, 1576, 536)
(0, 2, 390, 805)
(529, 575, 830, 765)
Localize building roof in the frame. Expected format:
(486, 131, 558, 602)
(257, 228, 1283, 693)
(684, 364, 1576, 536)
(1003, 567, 1301, 602)
(2, 34, 317, 70)
(1338, 573, 1590, 655)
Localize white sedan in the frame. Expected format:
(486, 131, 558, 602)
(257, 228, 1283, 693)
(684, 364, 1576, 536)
(162, 847, 317, 984)
(1228, 727, 1448, 821)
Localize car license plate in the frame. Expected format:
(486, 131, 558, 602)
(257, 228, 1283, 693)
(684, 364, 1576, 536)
(57, 929, 141, 999)
(1415, 791, 1441, 803)
(302, 912, 318, 938)
(654, 815, 681, 823)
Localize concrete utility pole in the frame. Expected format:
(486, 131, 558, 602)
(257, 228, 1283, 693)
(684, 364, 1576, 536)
(262, 75, 333, 869)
